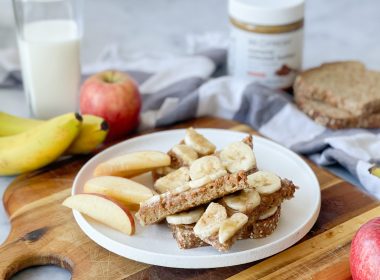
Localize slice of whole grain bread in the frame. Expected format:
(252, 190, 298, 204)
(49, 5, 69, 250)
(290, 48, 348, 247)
(294, 61, 380, 117)
(295, 96, 380, 129)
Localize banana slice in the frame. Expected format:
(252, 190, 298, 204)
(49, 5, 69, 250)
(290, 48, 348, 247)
(222, 189, 261, 213)
(194, 203, 227, 240)
(189, 156, 225, 180)
(166, 207, 205, 225)
(154, 166, 176, 177)
(219, 141, 256, 173)
(247, 171, 281, 195)
(171, 144, 198, 166)
(258, 206, 278, 220)
(154, 167, 190, 194)
(184, 127, 216, 156)
(188, 156, 227, 188)
(219, 213, 248, 244)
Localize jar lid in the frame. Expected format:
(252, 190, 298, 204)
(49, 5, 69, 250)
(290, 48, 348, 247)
(229, 0, 305, 26)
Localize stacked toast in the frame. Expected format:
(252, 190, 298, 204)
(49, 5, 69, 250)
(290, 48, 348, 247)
(136, 128, 298, 251)
(294, 61, 380, 129)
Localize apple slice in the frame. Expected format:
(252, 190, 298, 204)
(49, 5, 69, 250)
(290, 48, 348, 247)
(93, 151, 171, 177)
(84, 176, 154, 208)
(62, 193, 135, 235)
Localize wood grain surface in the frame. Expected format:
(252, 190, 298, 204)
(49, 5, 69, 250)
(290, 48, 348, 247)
(0, 117, 379, 280)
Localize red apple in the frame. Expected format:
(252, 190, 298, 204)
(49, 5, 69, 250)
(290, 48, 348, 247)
(350, 217, 380, 280)
(80, 70, 141, 140)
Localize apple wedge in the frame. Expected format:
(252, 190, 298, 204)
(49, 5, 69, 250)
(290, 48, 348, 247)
(93, 151, 171, 177)
(84, 176, 154, 208)
(62, 193, 135, 235)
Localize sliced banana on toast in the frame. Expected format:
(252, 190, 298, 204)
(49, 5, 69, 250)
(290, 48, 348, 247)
(185, 127, 216, 156)
(219, 213, 248, 244)
(247, 171, 281, 194)
(222, 189, 261, 213)
(258, 206, 278, 220)
(166, 207, 205, 225)
(154, 167, 190, 194)
(219, 141, 256, 173)
(193, 202, 227, 240)
(171, 144, 198, 166)
(188, 155, 227, 188)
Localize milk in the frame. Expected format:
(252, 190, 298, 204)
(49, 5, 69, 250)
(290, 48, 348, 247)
(18, 20, 81, 119)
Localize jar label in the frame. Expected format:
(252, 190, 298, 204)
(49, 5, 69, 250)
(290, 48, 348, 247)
(228, 26, 303, 89)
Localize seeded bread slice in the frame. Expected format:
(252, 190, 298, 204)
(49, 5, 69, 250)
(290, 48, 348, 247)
(295, 96, 380, 129)
(136, 170, 252, 226)
(294, 61, 380, 117)
(169, 206, 281, 250)
(169, 178, 296, 250)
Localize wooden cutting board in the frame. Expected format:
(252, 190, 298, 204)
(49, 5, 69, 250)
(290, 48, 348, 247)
(0, 117, 379, 280)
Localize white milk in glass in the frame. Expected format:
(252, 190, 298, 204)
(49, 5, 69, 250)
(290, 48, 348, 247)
(18, 20, 80, 119)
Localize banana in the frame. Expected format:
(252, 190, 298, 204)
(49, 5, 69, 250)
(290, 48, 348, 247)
(0, 112, 42, 136)
(0, 112, 108, 154)
(66, 115, 109, 154)
(171, 144, 198, 165)
(219, 141, 256, 173)
(258, 206, 278, 220)
(166, 207, 205, 225)
(193, 202, 227, 240)
(154, 167, 190, 193)
(219, 213, 248, 244)
(0, 113, 82, 176)
(188, 156, 227, 188)
(184, 127, 216, 156)
(369, 165, 380, 178)
(222, 189, 261, 213)
(247, 171, 282, 194)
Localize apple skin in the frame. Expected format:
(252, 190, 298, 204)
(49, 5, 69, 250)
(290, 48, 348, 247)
(80, 70, 141, 140)
(350, 217, 380, 280)
(86, 193, 136, 235)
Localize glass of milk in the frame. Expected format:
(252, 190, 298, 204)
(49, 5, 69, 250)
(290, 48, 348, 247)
(12, 0, 83, 119)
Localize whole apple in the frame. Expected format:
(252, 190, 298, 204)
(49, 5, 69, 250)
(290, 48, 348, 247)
(350, 217, 380, 280)
(80, 70, 141, 140)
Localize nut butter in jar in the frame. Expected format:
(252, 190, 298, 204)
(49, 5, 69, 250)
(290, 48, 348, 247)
(228, 0, 305, 89)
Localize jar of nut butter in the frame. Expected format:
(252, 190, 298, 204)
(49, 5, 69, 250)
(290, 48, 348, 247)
(228, 0, 305, 89)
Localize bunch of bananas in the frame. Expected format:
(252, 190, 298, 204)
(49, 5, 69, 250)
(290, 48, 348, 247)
(0, 112, 109, 176)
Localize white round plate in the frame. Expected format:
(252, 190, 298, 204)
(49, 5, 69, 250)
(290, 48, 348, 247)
(72, 129, 320, 268)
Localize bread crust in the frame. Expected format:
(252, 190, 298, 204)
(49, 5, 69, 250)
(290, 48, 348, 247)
(136, 170, 252, 225)
(295, 96, 380, 129)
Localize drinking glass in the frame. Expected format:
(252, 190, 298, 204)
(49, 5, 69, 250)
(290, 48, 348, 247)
(12, 0, 83, 119)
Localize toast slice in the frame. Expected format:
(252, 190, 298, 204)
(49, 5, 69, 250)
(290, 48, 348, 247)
(169, 205, 282, 250)
(295, 96, 380, 129)
(294, 61, 380, 117)
(137, 135, 256, 225)
(136, 170, 251, 225)
(152, 132, 253, 181)
(168, 177, 296, 251)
